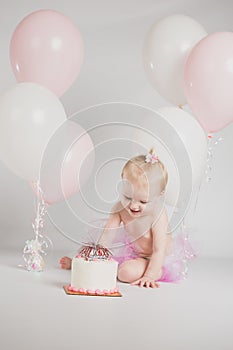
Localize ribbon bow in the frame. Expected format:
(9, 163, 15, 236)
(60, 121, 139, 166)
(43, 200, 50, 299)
(145, 149, 159, 164)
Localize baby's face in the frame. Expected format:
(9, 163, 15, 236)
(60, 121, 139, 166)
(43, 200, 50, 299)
(120, 176, 160, 218)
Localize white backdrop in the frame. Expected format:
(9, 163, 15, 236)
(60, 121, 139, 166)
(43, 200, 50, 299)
(0, 0, 232, 258)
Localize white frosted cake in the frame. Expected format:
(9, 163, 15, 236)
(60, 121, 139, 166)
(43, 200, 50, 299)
(67, 244, 119, 295)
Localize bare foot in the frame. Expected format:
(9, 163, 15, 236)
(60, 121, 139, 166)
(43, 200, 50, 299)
(59, 256, 72, 270)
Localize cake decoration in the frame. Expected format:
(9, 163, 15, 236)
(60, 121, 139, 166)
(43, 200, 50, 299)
(63, 285, 122, 297)
(78, 243, 113, 261)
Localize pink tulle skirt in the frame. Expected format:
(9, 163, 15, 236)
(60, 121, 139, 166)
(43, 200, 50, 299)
(88, 219, 197, 283)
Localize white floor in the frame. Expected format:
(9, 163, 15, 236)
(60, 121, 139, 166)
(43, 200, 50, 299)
(1, 248, 233, 350)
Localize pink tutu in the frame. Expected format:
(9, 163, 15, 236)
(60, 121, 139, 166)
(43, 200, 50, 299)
(88, 218, 197, 283)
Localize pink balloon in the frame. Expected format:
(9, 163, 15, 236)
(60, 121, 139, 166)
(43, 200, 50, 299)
(184, 32, 233, 133)
(31, 121, 95, 205)
(10, 10, 84, 97)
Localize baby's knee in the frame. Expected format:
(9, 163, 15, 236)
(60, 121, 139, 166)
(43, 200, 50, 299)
(117, 261, 139, 283)
(117, 265, 131, 282)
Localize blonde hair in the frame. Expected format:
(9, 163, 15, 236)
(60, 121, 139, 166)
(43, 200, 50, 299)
(121, 154, 168, 192)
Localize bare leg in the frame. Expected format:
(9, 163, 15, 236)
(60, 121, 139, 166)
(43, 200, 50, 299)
(117, 258, 162, 283)
(59, 256, 72, 270)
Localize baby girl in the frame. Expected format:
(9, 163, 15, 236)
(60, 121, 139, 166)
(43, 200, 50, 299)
(60, 149, 178, 288)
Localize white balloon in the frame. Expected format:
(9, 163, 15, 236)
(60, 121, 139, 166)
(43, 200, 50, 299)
(158, 107, 207, 185)
(143, 14, 207, 106)
(0, 83, 67, 181)
(133, 107, 207, 206)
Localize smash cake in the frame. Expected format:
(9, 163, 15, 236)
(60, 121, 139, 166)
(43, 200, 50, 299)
(64, 244, 121, 297)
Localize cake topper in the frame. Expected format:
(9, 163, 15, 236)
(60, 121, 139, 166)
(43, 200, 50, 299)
(78, 243, 113, 261)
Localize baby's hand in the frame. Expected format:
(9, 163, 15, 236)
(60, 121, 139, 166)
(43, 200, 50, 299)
(131, 275, 160, 288)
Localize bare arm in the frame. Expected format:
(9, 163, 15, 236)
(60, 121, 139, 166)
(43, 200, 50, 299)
(97, 203, 122, 248)
(144, 208, 170, 280)
(131, 208, 170, 288)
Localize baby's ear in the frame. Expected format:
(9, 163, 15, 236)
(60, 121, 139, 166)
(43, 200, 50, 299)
(160, 190, 165, 196)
